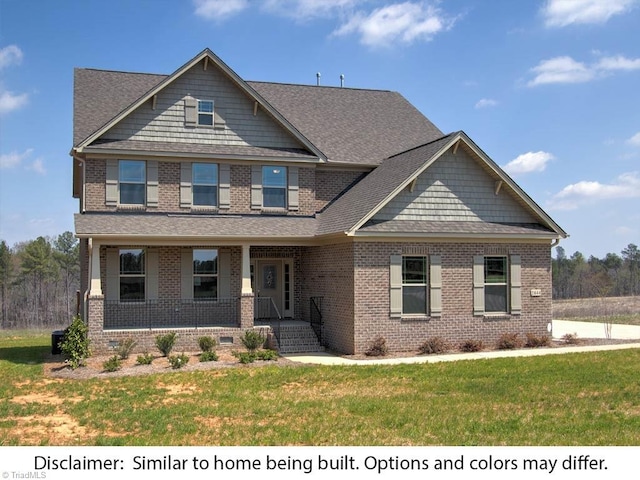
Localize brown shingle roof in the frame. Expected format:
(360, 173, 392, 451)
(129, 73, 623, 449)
(318, 134, 456, 235)
(74, 213, 318, 239)
(358, 220, 556, 237)
(248, 81, 443, 165)
(86, 139, 316, 160)
(73, 68, 166, 146)
(73, 68, 443, 165)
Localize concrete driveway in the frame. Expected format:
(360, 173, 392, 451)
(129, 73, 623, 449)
(552, 319, 640, 340)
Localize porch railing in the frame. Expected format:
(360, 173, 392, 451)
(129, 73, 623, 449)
(310, 296, 323, 344)
(254, 296, 282, 345)
(104, 297, 238, 330)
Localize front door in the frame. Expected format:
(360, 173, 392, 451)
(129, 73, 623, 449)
(256, 260, 284, 316)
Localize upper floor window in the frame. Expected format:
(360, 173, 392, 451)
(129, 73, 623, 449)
(262, 166, 287, 209)
(119, 160, 145, 205)
(484, 256, 508, 313)
(192, 163, 218, 206)
(120, 249, 145, 302)
(193, 249, 218, 300)
(198, 100, 214, 126)
(402, 256, 427, 315)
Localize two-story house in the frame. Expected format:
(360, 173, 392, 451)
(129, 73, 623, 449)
(72, 49, 566, 355)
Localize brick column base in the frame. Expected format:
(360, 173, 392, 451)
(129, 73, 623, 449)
(87, 294, 104, 340)
(240, 293, 255, 329)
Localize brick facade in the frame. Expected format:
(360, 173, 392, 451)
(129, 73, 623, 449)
(350, 241, 552, 354)
(83, 159, 317, 216)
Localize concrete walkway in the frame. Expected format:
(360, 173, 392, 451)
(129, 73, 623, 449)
(282, 319, 640, 366)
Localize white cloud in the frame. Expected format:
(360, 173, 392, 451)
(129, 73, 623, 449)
(527, 54, 640, 86)
(0, 149, 33, 169)
(541, 0, 639, 27)
(0, 89, 28, 114)
(333, 2, 454, 47)
(263, 0, 362, 20)
(26, 158, 47, 175)
(550, 171, 640, 210)
(627, 132, 640, 146)
(502, 151, 554, 176)
(527, 56, 594, 86)
(0, 45, 23, 69)
(595, 55, 640, 71)
(193, 0, 249, 20)
(475, 98, 498, 109)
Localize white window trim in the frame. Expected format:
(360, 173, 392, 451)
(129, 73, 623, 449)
(192, 163, 219, 208)
(193, 248, 219, 301)
(118, 160, 146, 206)
(197, 99, 214, 127)
(401, 256, 428, 317)
(262, 165, 288, 211)
(119, 248, 146, 303)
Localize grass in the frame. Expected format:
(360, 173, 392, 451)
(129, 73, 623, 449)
(553, 296, 640, 325)
(1, 331, 639, 446)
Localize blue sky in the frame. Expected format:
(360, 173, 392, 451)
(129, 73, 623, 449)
(0, 0, 639, 258)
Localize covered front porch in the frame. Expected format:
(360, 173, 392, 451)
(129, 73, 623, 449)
(82, 238, 323, 353)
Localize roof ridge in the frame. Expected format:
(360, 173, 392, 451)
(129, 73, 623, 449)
(386, 131, 459, 160)
(75, 67, 168, 77)
(248, 80, 393, 93)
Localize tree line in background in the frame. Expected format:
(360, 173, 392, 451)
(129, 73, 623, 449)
(552, 244, 639, 299)
(0, 232, 638, 328)
(0, 232, 80, 329)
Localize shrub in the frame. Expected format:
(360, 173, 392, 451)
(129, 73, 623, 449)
(562, 333, 580, 345)
(136, 352, 154, 365)
(419, 337, 450, 355)
(199, 351, 219, 362)
(496, 333, 524, 350)
(240, 329, 265, 353)
(233, 351, 256, 364)
(198, 335, 217, 352)
(365, 336, 388, 357)
(102, 355, 122, 372)
(256, 349, 279, 361)
(168, 353, 189, 369)
(155, 332, 177, 356)
(459, 339, 484, 352)
(117, 338, 137, 359)
(59, 315, 90, 369)
(525, 333, 552, 348)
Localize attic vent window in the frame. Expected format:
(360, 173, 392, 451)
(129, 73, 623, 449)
(198, 100, 214, 126)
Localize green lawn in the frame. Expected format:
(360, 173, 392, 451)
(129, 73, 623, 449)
(1, 332, 639, 446)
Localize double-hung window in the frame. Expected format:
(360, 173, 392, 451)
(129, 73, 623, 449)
(193, 249, 218, 300)
(119, 249, 145, 302)
(262, 166, 287, 208)
(484, 256, 508, 313)
(119, 160, 145, 205)
(198, 100, 214, 126)
(192, 163, 218, 207)
(402, 256, 428, 315)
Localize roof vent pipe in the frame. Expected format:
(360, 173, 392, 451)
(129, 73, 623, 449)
(340, 74, 344, 87)
(316, 72, 321, 86)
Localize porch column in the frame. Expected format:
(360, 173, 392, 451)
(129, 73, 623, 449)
(88, 238, 103, 296)
(241, 243, 252, 295)
(239, 243, 254, 328)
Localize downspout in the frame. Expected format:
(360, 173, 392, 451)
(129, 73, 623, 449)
(72, 152, 86, 213)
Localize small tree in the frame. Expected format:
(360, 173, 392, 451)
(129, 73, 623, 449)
(59, 315, 90, 369)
